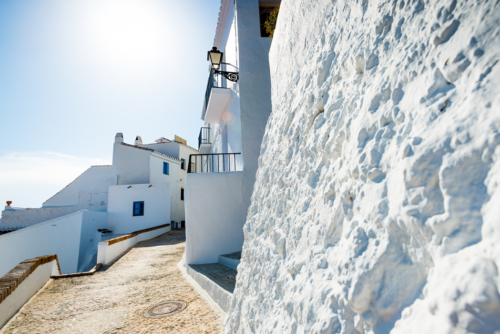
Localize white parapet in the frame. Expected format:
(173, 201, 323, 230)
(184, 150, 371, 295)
(0, 210, 107, 277)
(97, 224, 171, 265)
(0, 257, 60, 329)
(184, 172, 246, 265)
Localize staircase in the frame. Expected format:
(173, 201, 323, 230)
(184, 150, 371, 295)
(185, 251, 241, 313)
(218, 251, 241, 270)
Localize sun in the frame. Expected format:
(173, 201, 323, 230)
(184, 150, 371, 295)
(81, 0, 168, 73)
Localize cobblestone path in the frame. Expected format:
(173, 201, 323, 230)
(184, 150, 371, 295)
(1, 229, 222, 334)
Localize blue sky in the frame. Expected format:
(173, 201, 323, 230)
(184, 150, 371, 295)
(0, 0, 220, 208)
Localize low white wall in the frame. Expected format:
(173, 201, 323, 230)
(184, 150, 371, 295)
(0, 205, 78, 230)
(0, 210, 107, 277)
(184, 172, 245, 264)
(186, 264, 233, 313)
(0, 260, 59, 329)
(97, 225, 170, 265)
(108, 183, 171, 234)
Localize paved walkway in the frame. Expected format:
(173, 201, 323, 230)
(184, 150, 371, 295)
(1, 230, 223, 334)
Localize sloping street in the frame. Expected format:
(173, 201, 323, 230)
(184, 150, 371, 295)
(1, 230, 223, 334)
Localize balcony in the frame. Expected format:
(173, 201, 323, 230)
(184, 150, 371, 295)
(198, 127, 212, 153)
(188, 153, 242, 173)
(201, 69, 232, 124)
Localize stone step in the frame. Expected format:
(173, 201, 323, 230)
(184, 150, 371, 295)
(218, 251, 241, 270)
(186, 263, 237, 313)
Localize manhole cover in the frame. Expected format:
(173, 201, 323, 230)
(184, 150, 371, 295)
(142, 301, 187, 319)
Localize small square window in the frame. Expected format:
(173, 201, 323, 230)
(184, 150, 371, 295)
(133, 201, 144, 216)
(181, 159, 186, 170)
(163, 162, 169, 175)
(181, 188, 184, 201)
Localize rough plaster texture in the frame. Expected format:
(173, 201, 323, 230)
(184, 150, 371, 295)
(227, 1, 500, 333)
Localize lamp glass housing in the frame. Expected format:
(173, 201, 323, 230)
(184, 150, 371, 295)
(208, 47, 223, 70)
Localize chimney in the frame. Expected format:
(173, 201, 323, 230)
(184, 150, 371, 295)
(135, 136, 143, 146)
(115, 133, 124, 143)
(174, 135, 187, 145)
(155, 137, 171, 144)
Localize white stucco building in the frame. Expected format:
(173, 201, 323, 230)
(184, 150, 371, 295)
(0, 133, 197, 232)
(184, 0, 280, 265)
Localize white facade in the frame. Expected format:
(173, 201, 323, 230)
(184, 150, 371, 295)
(113, 142, 151, 185)
(0, 133, 188, 230)
(145, 140, 198, 226)
(43, 165, 116, 210)
(184, 0, 278, 265)
(107, 183, 171, 234)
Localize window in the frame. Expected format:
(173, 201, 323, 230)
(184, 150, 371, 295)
(133, 201, 144, 216)
(259, 7, 278, 37)
(163, 162, 169, 175)
(181, 188, 184, 201)
(181, 159, 186, 170)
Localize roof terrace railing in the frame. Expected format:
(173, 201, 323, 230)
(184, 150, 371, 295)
(188, 153, 241, 173)
(198, 127, 211, 150)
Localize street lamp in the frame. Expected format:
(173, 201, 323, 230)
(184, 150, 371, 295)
(207, 47, 223, 70)
(207, 46, 239, 82)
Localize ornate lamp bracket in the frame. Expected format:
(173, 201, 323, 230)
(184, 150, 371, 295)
(214, 69, 239, 82)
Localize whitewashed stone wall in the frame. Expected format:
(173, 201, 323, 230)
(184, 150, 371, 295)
(227, 1, 500, 333)
(0, 206, 77, 230)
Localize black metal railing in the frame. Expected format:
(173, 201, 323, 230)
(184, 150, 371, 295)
(204, 69, 216, 113)
(198, 127, 211, 150)
(202, 68, 230, 119)
(188, 153, 241, 173)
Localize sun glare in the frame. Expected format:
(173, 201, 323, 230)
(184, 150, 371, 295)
(82, 0, 168, 73)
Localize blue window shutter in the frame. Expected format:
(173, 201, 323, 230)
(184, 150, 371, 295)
(133, 201, 144, 216)
(163, 162, 169, 175)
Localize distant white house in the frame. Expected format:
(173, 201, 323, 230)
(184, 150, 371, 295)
(0, 133, 197, 232)
(0, 133, 195, 276)
(184, 0, 280, 265)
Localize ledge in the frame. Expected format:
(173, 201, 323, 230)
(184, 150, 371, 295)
(106, 223, 171, 246)
(0, 255, 60, 304)
(51, 263, 102, 279)
(204, 88, 232, 123)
